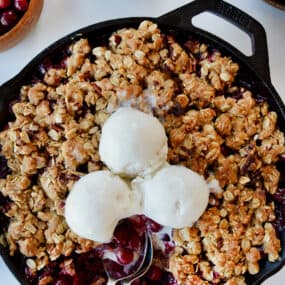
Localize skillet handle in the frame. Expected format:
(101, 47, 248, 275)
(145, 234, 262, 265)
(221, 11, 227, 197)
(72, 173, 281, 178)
(159, 0, 271, 82)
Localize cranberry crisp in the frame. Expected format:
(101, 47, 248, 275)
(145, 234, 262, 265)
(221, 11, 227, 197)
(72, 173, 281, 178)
(0, 21, 284, 285)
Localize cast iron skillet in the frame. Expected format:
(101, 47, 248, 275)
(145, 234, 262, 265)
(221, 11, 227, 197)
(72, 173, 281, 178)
(0, 0, 284, 284)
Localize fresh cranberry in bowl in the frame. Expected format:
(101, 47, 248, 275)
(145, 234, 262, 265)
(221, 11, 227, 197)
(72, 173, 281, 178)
(0, 0, 11, 9)
(0, 0, 27, 34)
(14, 0, 29, 11)
(1, 9, 18, 27)
(0, 0, 43, 51)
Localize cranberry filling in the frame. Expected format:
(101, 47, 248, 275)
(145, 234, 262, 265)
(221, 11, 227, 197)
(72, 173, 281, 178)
(0, 157, 12, 234)
(23, 215, 176, 284)
(102, 216, 174, 280)
(273, 188, 285, 232)
(0, 155, 11, 178)
(26, 215, 177, 284)
(0, 194, 10, 234)
(31, 251, 107, 285)
(272, 158, 285, 233)
(0, 0, 30, 36)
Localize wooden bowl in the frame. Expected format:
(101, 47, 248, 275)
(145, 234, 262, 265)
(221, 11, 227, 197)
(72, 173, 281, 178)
(0, 0, 43, 52)
(264, 0, 285, 10)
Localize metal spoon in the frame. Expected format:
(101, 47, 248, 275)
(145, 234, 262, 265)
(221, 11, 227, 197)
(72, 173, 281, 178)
(104, 233, 153, 285)
(122, 233, 153, 285)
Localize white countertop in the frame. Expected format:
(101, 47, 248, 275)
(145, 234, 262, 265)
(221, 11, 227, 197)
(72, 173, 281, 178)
(0, 0, 284, 284)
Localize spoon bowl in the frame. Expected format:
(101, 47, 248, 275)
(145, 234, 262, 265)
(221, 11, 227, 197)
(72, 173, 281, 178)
(104, 233, 153, 285)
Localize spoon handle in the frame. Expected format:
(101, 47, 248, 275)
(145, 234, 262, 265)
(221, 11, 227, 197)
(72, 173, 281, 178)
(107, 279, 117, 285)
(123, 235, 154, 285)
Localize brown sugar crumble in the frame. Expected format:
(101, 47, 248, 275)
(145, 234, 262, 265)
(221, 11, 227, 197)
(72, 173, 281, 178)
(0, 20, 284, 285)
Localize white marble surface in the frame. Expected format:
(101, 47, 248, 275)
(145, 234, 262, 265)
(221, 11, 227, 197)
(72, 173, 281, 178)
(0, 0, 284, 284)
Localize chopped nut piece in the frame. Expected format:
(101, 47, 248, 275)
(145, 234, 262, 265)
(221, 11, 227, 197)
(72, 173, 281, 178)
(263, 223, 281, 262)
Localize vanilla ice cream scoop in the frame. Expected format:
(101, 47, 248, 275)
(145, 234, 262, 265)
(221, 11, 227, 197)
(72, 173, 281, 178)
(134, 165, 209, 228)
(65, 171, 141, 243)
(66, 108, 210, 242)
(99, 107, 168, 177)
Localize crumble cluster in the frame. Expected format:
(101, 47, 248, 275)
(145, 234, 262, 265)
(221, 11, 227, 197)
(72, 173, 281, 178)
(0, 21, 284, 285)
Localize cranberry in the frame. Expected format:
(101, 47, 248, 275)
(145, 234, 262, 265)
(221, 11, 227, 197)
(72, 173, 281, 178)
(208, 50, 219, 62)
(72, 276, 81, 285)
(1, 10, 18, 27)
(130, 215, 147, 230)
(172, 101, 185, 116)
(0, 156, 11, 178)
(220, 144, 234, 157)
(113, 220, 142, 250)
(161, 234, 170, 242)
(103, 260, 124, 279)
(25, 266, 37, 284)
(164, 272, 178, 285)
(72, 274, 87, 285)
(164, 241, 175, 254)
(131, 215, 163, 233)
(132, 280, 142, 285)
(14, 0, 28, 11)
(113, 224, 129, 247)
(128, 234, 141, 250)
(231, 91, 244, 100)
(75, 253, 107, 283)
(55, 275, 73, 285)
(273, 189, 285, 204)
(0, 23, 8, 35)
(213, 271, 220, 280)
(114, 34, 121, 46)
(147, 265, 163, 281)
(146, 218, 163, 232)
(116, 248, 134, 265)
(255, 94, 267, 103)
(60, 57, 68, 69)
(0, 0, 11, 9)
(196, 65, 202, 77)
(279, 154, 285, 161)
(38, 58, 54, 75)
